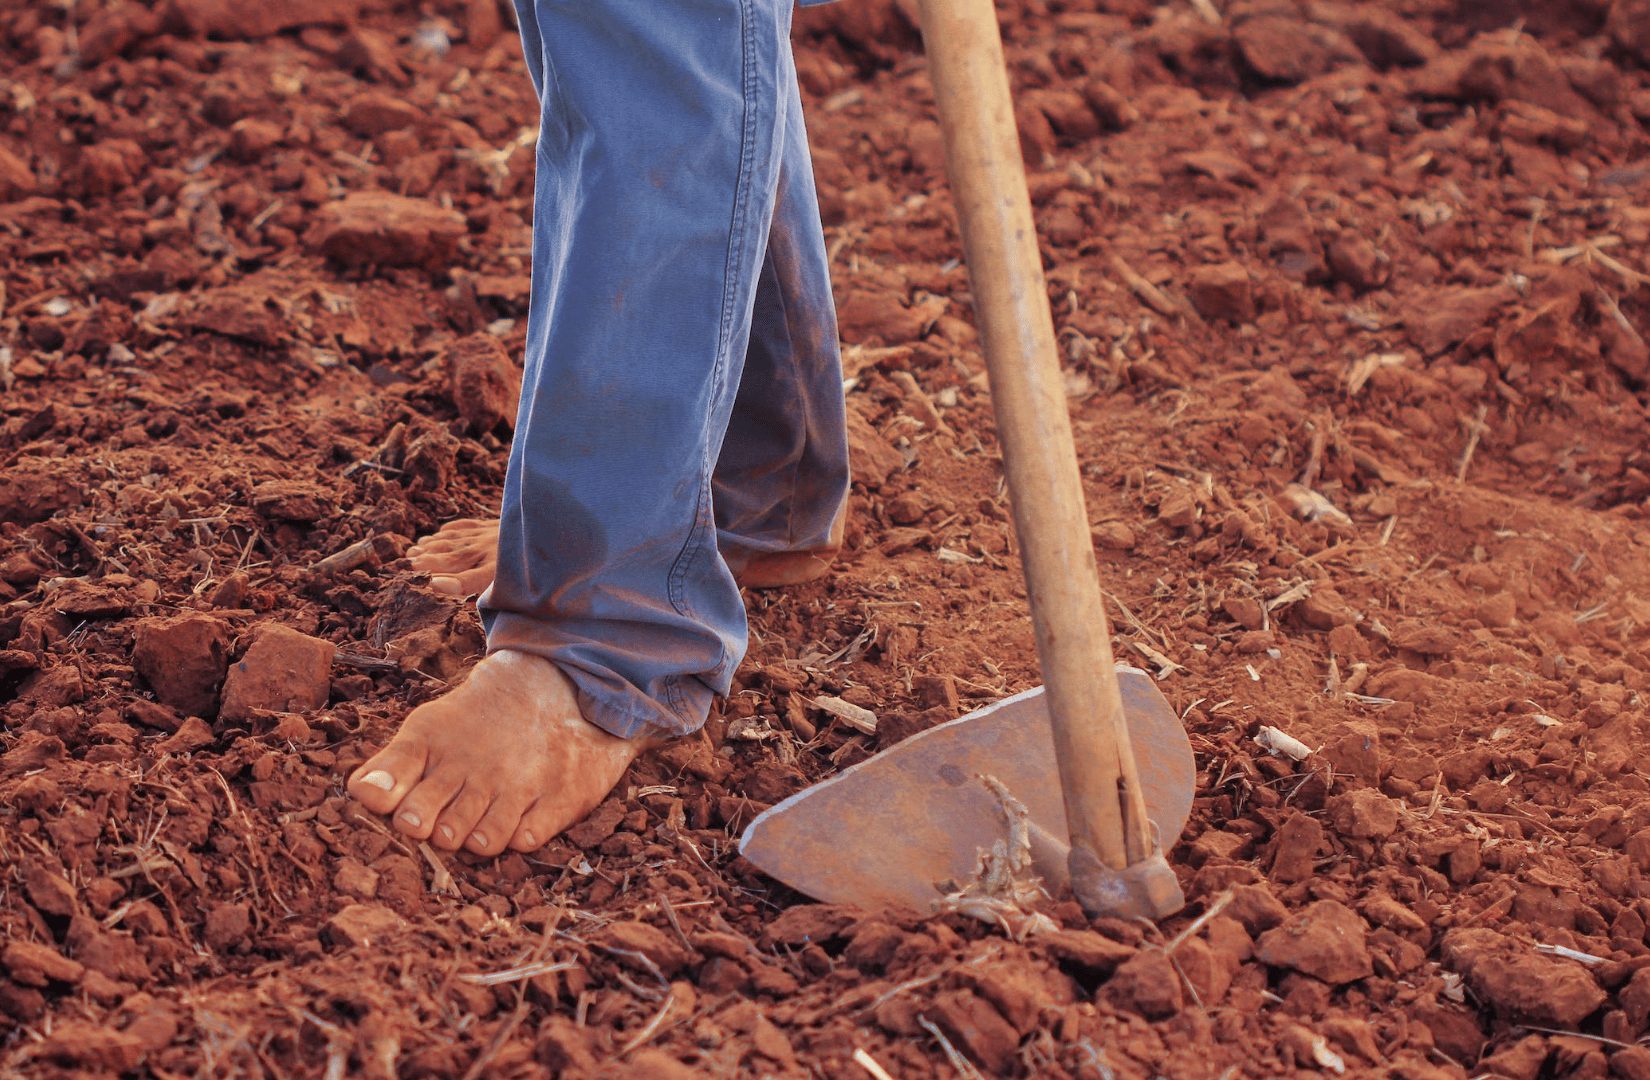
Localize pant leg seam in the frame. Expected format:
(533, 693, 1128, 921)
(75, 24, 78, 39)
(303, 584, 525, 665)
(663, 0, 759, 711)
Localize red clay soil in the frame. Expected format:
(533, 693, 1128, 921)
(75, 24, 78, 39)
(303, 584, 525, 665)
(5, 0, 1650, 1075)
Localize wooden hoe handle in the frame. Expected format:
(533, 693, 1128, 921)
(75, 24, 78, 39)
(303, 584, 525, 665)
(914, 0, 1181, 917)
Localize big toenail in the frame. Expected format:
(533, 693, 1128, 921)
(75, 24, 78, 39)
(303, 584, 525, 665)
(359, 770, 395, 791)
(399, 811, 422, 828)
(470, 831, 489, 849)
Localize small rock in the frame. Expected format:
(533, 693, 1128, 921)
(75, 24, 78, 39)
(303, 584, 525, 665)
(1269, 811, 1324, 884)
(1327, 789, 1400, 839)
(1233, 14, 1362, 83)
(1256, 900, 1373, 985)
(1, 732, 66, 780)
(167, 0, 357, 39)
(885, 493, 926, 526)
(209, 571, 251, 610)
(1406, 285, 1507, 356)
(1157, 490, 1199, 530)
(308, 191, 466, 269)
(1621, 967, 1650, 1031)
(1106, 949, 1183, 1018)
(67, 916, 148, 982)
(0, 146, 37, 201)
(563, 799, 626, 847)
(1187, 262, 1255, 323)
(1188, 828, 1248, 864)
(765, 905, 857, 947)
(123, 1004, 180, 1053)
(1340, 9, 1437, 67)
(219, 625, 334, 722)
(749, 1015, 796, 1067)
(157, 717, 215, 754)
(927, 990, 1020, 1074)
(1415, 1000, 1485, 1063)
(537, 1015, 601, 1074)
(594, 921, 695, 977)
(446, 334, 520, 433)
(1227, 882, 1290, 935)
(958, 961, 1074, 1034)
(1039, 928, 1135, 973)
(3, 940, 85, 986)
(912, 674, 959, 711)
(324, 904, 407, 949)
(38, 1022, 146, 1073)
(1391, 622, 1458, 657)
(333, 858, 381, 900)
(21, 861, 77, 917)
(1360, 892, 1427, 934)
(1609, 0, 1650, 67)
(127, 698, 181, 733)
(846, 407, 906, 490)
(1476, 591, 1518, 628)
(1441, 927, 1606, 1026)
(844, 921, 905, 972)
(1297, 587, 1353, 630)
(77, 1, 160, 64)
(835, 289, 944, 345)
(1477, 1035, 1548, 1080)
(1092, 521, 1136, 550)
(250, 479, 333, 523)
(72, 140, 143, 199)
(1175, 936, 1237, 1005)
(1327, 232, 1385, 291)
(203, 902, 251, 952)
(341, 91, 426, 136)
(132, 613, 231, 718)
(228, 118, 282, 162)
(1222, 596, 1265, 630)
(1613, 1046, 1650, 1080)
(335, 27, 409, 85)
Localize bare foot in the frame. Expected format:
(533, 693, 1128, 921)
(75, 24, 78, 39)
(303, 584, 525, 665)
(407, 505, 847, 597)
(406, 518, 497, 598)
(346, 650, 645, 855)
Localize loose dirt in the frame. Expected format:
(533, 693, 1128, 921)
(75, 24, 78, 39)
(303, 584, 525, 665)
(4, 0, 1650, 1076)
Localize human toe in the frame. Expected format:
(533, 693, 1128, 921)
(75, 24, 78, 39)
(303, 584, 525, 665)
(347, 743, 427, 813)
(408, 538, 456, 558)
(467, 795, 533, 857)
(391, 773, 463, 841)
(508, 800, 571, 853)
(451, 567, 494, 595)
(431, 783, 492, 851)
(429, 574, 467, 596)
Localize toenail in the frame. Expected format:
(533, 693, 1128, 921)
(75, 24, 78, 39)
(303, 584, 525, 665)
(399, 811, 422, 828)
(470, 831, 489, 849)
(438, 825, 454, 841)
(521, 831, 537, 848)
(359, 770, 395, 791)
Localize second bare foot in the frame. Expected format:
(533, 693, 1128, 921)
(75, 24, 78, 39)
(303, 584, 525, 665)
(407, 518, 499, 598)
(407, 509, 846, 598)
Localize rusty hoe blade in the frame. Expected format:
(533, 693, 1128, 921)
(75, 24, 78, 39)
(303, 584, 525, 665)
(738, 666, 1195, 913)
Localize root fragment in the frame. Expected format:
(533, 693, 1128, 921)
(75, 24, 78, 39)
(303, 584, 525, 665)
(931, 775, 1057, 940)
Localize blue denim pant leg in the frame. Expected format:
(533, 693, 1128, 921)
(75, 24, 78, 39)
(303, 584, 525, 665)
(714, 48, 850, 568)
(483, 0, 838, 740)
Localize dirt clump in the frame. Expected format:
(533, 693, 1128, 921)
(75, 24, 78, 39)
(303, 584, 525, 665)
(218, 624, 335, 721)
(131, 613, 231, 717)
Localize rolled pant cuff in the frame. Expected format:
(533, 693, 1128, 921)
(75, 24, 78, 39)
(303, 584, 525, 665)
(482, 614, 715, 741)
